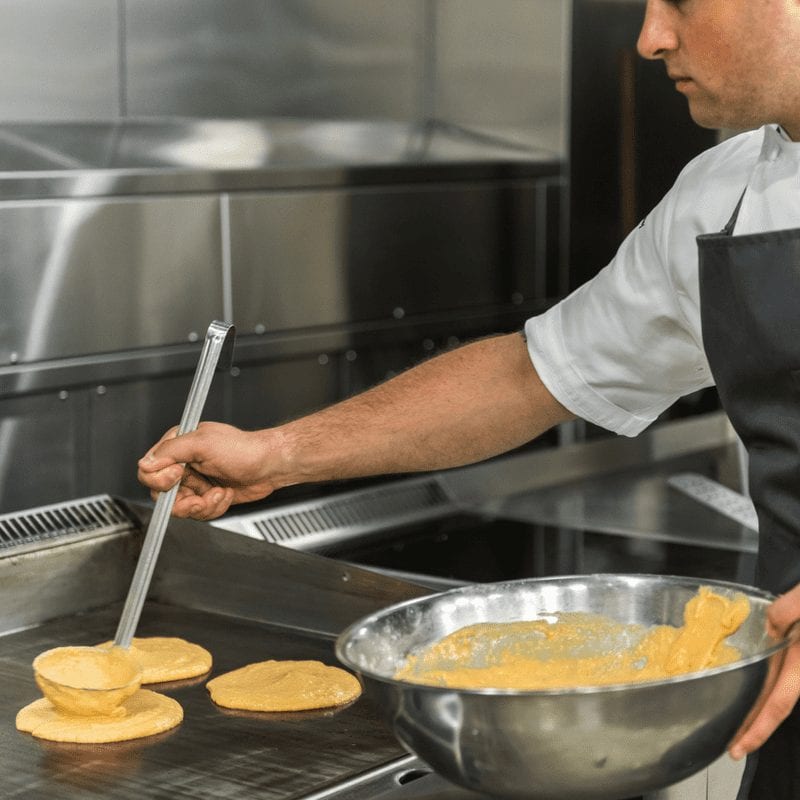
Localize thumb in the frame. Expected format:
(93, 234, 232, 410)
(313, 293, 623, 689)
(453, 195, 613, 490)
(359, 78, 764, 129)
(139, 431, 204, 471)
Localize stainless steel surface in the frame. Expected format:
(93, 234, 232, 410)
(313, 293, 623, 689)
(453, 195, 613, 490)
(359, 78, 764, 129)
(0, 3, 568, 157)
(228, 175, 559, 336)
(115, 322, 234, 647)
(437, 412, 756, 556)
(125, 1, 420, 120)
(647, 754, 746, 800)
(0, 117, 562, 513)
(0, 0, 118, 121)
(440, 412, 740, 508)
(0, 305, 546, 396)
(496, 466, 759, 555)
(0, 120, 561, 199)
(0, 194, 223, 364)
(216, 476, 456, 549)
(3, 602, 407, 800)
(0, 494, 134, 555)
(668, 472, 758, 532)
(434, 0, 569, 154)
(0, 501, 432, 799)
(337, 574, 785, 800)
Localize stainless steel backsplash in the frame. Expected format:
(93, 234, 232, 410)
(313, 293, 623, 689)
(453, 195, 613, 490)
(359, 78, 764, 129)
(0, 1, 569, 512)
(0, 0, 568, 155)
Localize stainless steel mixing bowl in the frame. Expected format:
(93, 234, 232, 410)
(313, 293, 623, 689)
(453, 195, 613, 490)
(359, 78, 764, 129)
(336, 574, 790, 800)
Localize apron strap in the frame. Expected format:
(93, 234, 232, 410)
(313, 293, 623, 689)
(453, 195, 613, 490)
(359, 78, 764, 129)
(721, 188, 748, 235)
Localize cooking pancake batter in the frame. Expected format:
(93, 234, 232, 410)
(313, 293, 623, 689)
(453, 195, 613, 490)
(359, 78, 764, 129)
(97, 636, 213, 684)
(16, 689, 183, 744)
(206, 659, 362, 712)
(16, 644, 184, 743)
(396, 587, 750, 690)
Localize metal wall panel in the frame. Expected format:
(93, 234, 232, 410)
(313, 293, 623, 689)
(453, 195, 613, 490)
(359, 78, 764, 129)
(433, 0, 569, 156)
(0, 0, 119, 121)
(230, 356, 340, 431)
(0, 196, 223, 364)
(86, 375, 228, 504)
(125, 0, 422, 120)
(228, 181, 543, 336)
(0, 391, 85, 513)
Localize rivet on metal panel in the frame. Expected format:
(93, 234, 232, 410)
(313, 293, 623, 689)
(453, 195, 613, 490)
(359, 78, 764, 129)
(58, 390, 69, 401)
(254, 324, 266, 335)
(345, 350, 357, 362)
(188, 331, 199, 342)
(318, 354, 329, 365)
(422, 339, 435, 351)
(96, 385, 107, 396)
(512, 292, 524, 304)
(9, 352, 18, 364)
(392, 307, 405, 319)
(230, 366, 240, 377)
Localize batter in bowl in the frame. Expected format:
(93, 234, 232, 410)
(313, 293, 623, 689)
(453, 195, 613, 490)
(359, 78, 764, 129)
(395, 586, 751, 690)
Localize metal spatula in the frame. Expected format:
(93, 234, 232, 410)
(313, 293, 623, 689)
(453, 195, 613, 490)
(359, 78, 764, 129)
(114, 320, 236, 648)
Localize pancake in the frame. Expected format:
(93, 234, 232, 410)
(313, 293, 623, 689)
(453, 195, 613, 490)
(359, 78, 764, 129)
(206, 659, 362, 712)
(16, 689, 183, 743)
(97, 637, 212, 684)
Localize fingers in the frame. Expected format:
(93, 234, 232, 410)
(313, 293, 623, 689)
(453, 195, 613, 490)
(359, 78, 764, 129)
(729, 642, 800, 759)
(170, 487, 235, 520)
(143, 458, 234, 520)
(140, 463, 185, 492)
(138, 428, 205, 492)
(139, 433, 194, 471)
(138, 421, 266, 519)
(767, 584, 800, 638)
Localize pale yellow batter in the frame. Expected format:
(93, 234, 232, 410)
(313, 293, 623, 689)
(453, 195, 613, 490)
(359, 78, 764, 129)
(16, 689, 183, 744)
(32, 646, 142, 717)
(97, 636, 213, 684)
(395, 587, 751, 690)
(206, 659, 362, 712)
(17, 644, 184, 744)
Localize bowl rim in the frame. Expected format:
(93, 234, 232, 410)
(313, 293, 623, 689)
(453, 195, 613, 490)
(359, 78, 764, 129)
(336, 573, 789, 697)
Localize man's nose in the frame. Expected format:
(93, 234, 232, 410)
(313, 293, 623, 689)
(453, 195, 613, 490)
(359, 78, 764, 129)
(637, 0, 679, 60)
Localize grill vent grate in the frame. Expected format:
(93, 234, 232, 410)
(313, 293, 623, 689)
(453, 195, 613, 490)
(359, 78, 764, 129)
(239, 478, 454, 549)
(0, 495, 136, 552)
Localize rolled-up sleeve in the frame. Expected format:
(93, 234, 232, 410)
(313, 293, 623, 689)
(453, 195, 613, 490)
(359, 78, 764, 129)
(525, 186, 713, 437)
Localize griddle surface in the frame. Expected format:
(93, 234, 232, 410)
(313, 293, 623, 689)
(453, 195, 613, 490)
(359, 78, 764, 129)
(0, 602, 406, 799)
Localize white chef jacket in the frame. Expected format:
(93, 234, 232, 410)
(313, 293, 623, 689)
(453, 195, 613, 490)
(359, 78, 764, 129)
(525, 124, 800, 437)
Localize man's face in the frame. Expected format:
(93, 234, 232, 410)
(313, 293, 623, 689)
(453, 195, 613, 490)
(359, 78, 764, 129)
(637, 0, 800, 137)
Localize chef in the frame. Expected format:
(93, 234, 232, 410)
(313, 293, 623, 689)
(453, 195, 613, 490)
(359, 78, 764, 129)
(138, 1, 800, 796)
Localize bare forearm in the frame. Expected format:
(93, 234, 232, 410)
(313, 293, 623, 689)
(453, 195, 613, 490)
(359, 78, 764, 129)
(275, 332, 574, 487)
(139, 331, 574, 518)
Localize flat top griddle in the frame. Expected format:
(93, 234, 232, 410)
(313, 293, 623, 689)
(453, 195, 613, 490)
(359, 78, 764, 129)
(0, 600, 405, 800)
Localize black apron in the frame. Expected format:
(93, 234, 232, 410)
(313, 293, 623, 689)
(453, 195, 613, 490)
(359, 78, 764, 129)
(698, 193, 800, 799)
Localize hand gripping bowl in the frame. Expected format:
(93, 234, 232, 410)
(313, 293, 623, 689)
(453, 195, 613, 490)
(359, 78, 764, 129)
(336, 574, 792, 800)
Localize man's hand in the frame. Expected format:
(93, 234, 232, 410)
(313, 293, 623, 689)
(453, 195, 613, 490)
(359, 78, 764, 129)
(137, 422, 280, 520)
(729, 584, 800, 759)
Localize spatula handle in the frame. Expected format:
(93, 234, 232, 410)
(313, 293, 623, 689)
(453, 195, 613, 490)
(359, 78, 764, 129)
(114, 321, 235, 648)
